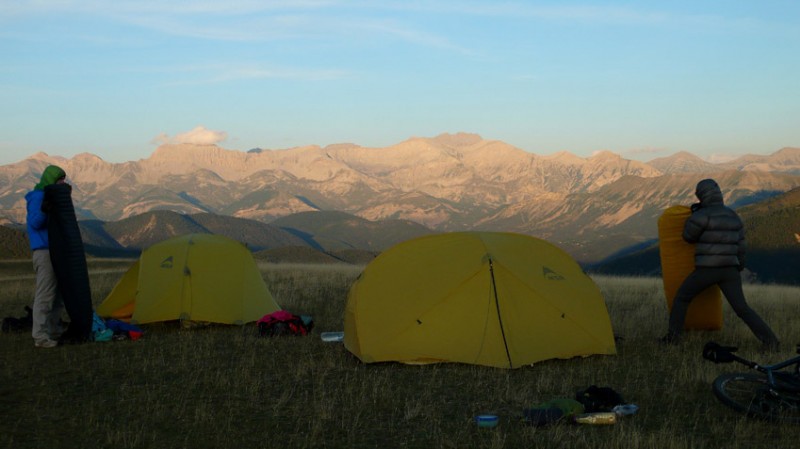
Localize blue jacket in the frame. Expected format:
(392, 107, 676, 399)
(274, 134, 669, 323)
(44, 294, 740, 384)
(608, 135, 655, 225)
(26, 189, 49, 251)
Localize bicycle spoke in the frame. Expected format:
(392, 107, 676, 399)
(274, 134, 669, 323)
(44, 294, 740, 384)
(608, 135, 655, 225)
(713, 373, 800, 424)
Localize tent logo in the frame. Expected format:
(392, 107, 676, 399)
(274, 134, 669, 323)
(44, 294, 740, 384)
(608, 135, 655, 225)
(543, 267, 564, 280)
(160, 256, 173, 269)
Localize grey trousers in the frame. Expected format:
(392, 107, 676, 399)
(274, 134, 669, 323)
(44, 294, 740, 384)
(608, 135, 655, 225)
(668, 266, 779, 346)
(32, 249, 65, 343)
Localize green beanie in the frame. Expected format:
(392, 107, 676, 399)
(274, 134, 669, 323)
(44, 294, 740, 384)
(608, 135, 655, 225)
(34, 165, 66, 191)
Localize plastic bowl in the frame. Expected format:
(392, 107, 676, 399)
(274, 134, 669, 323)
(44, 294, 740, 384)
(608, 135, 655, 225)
(475, 414, 499, 428)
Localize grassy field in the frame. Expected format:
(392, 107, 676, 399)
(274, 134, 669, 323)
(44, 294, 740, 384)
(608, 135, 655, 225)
(1, 260, 799, 449)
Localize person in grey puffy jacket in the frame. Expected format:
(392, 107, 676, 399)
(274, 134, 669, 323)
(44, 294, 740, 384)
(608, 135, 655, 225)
(663, 179, 779, 348)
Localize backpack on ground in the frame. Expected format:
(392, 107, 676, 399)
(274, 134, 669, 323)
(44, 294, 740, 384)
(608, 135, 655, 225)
(258, 311, 314, 337)
(2, 306, 33, 333)
(575, 385, 625, 413)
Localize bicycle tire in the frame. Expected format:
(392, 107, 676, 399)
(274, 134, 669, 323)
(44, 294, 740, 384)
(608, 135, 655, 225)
(712, 373, 800, 424)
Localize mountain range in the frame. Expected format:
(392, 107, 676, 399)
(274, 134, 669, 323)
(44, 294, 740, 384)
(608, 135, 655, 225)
(1, 132, 799, 264)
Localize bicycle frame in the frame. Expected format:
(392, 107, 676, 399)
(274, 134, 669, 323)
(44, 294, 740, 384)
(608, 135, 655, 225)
(703, 342, 800, 423)
(703, 342, 800, 390)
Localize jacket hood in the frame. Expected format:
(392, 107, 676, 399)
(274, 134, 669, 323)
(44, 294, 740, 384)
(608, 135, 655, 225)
(34, 165, 66, 191)
(695, 178, 724, 206)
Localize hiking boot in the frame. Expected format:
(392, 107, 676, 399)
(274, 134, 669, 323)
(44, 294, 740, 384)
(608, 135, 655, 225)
(34, 339, 58, 348)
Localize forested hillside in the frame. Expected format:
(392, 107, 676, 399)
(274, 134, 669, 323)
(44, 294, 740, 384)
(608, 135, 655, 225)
(587, 187, 800, 285)
(739, 187, 800, 249)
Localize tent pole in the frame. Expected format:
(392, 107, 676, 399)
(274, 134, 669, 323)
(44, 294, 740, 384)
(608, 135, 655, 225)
(488, 258, 513, 368)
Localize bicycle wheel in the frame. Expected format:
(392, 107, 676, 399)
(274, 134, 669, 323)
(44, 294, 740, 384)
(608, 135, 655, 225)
(712, 373, 800, 424)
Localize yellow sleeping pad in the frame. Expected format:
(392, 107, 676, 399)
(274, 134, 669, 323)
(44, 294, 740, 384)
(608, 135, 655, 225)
(658, 205, 723, 330)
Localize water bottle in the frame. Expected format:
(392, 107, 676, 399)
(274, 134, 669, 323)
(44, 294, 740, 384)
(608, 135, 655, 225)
(320, 331, 344, 342)
(612, 404, 639, 416)
(573, 412, 617, 425)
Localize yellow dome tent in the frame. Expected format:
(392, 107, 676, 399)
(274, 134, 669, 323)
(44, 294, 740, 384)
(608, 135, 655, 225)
(344, 232, 616, 369)
(97, 233, 280, 325)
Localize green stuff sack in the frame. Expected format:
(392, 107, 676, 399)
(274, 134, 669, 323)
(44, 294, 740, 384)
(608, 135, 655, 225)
(522, 398, 584, 427)
(658, 205, 722, 330)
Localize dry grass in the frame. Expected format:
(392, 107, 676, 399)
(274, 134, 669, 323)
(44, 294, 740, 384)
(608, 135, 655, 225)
(1, 263, 799, 449)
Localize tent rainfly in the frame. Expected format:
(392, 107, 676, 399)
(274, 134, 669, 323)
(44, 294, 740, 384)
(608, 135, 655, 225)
(97, 233, 280, 325)
(344, 232, 617, 368)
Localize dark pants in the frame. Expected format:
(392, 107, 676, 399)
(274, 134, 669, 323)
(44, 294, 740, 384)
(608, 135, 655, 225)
(668, 266, 779, 346)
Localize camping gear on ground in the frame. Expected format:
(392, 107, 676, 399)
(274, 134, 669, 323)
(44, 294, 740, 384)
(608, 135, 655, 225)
(523, 393, 636, 426)
(573, 402, 637, 425)
(612, 404, 639, 416)
(257, 311, 313, 336)
(44, 183, 93, 342)
(523, 398, 584, 426)
(522, 408, 565, 427)
(658, 205, 723, 330)
(97, 233, 280, 325)
(321, 331, 344, 342)
(2, 306, 33, 333)
(104, 319, 144, 340)
(474, 415, 499, 428)
(91, 312, 113, 342)
(575, 385, 625, 413)
(573, 412, 617, 425)
(344, 232, 617, 369)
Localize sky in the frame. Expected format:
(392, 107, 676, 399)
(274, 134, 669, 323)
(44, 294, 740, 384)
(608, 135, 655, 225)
(1, 1, 799, 166)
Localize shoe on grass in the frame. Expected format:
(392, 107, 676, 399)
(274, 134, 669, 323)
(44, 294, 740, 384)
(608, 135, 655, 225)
(34, 339, 58, 348)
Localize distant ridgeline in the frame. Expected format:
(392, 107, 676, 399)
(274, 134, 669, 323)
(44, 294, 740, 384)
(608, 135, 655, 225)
(0, 209, 421, 264)
(1, 137, 799, 278)
(1, 137, 799, 264)
(1, 202, 798, 285)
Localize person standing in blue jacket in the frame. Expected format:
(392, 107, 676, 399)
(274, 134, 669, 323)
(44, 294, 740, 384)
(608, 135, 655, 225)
(25, 165, 68, 348)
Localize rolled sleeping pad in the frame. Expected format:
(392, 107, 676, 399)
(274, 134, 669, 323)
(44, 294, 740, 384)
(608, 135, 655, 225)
(44, 183, 93, 341)
(658, 205, 722, 330)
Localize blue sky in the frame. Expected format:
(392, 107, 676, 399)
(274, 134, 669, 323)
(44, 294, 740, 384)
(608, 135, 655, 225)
(1, 1, 799, 165)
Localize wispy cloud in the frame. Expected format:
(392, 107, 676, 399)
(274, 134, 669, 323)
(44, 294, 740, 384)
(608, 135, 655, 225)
(370, 1, 773, 31)
(152, 125, 227, 145)
(4, 1, 783, 64)
(124, 11, 471, 55)
(377, 2, 668, 24)
(0, 1, 334, 16)
(1, 1, 783, 31)
(2, 1, 465, 47)
(130, 63, 351, 86)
